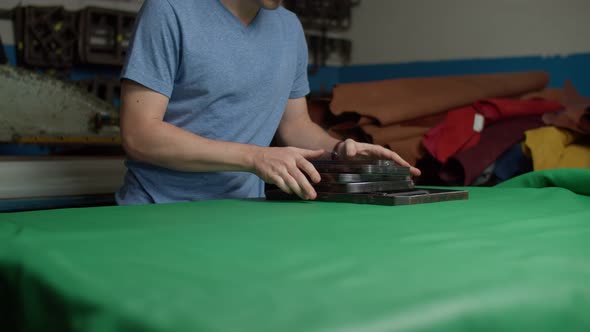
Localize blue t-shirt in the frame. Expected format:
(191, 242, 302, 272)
(116, 0, 310, 204)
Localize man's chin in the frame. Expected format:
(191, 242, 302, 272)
(260, 0, 282, 10)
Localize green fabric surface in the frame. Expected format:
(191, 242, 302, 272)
(497, 168, 590, 195)
(1, 169, 590, 332)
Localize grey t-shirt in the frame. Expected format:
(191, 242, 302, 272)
(116, 0, 310, 204)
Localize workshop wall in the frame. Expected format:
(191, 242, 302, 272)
(2, 0, 589, 95)
(347, 0, 590, 64)
(310, 0, 590, 96)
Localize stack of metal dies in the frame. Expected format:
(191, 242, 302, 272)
(266, 160, 468, 206)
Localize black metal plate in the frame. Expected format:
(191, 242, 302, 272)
(320, 173, 410, 183)
(314, 180, 414, 193)
(311, 160, 410, 175)
(265, 188, 468, 206)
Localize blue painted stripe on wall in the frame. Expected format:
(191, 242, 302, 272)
(309, 53, 590, 96)
(4, 43, 590, 97)
(3, 44, 17, 66)
(307, 66, 340, 95)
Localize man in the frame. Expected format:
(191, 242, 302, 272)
(117, 0, 420, 205)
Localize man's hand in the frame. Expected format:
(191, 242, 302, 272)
(252, 147, 324, 200)
(336, 139, 422, 176)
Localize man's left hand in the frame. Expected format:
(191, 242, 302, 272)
(335, 139, 421, 176)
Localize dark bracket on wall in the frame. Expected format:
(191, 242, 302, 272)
(0, 36, 6, 64)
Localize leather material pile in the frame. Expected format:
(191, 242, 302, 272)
(310, 71, 590, 186)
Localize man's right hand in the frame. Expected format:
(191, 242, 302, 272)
(252, 147, 324, 200)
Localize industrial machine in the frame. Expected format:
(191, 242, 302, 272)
(0, 64, 124, 211)
(0, 65, 120, 144)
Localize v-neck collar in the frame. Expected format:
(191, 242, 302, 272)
(213, 0, 263, 34)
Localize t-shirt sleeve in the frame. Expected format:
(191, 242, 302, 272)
(289, 20, 310, 99)
(121, 0, 180, 98)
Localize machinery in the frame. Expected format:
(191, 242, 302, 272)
(0, 64, 124, 211)
(0, 5, 134, 211)
(0, 64, 120, 144)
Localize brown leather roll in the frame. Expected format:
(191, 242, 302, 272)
(330, 71, 549, 125)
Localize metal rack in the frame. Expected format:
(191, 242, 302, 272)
(9, 5, 136, 68)
(13, 6, 79, 68)
(283, 0, 360, 74)
(78, 7, 135, 66)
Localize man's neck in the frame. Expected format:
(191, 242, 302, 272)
(219, 0, 260, 26)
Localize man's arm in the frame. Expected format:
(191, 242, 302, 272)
(120, 80, 323, 199)
(276, 97, 421, 176)
(275, 97, 341, 152)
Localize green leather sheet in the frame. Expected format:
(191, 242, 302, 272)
(1, 169, 590, 332)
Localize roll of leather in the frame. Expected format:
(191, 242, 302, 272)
(330, 71, 549, 125)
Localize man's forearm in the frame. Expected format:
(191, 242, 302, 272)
(277, 115, 340, 153)
(123, 119, 259, 173)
